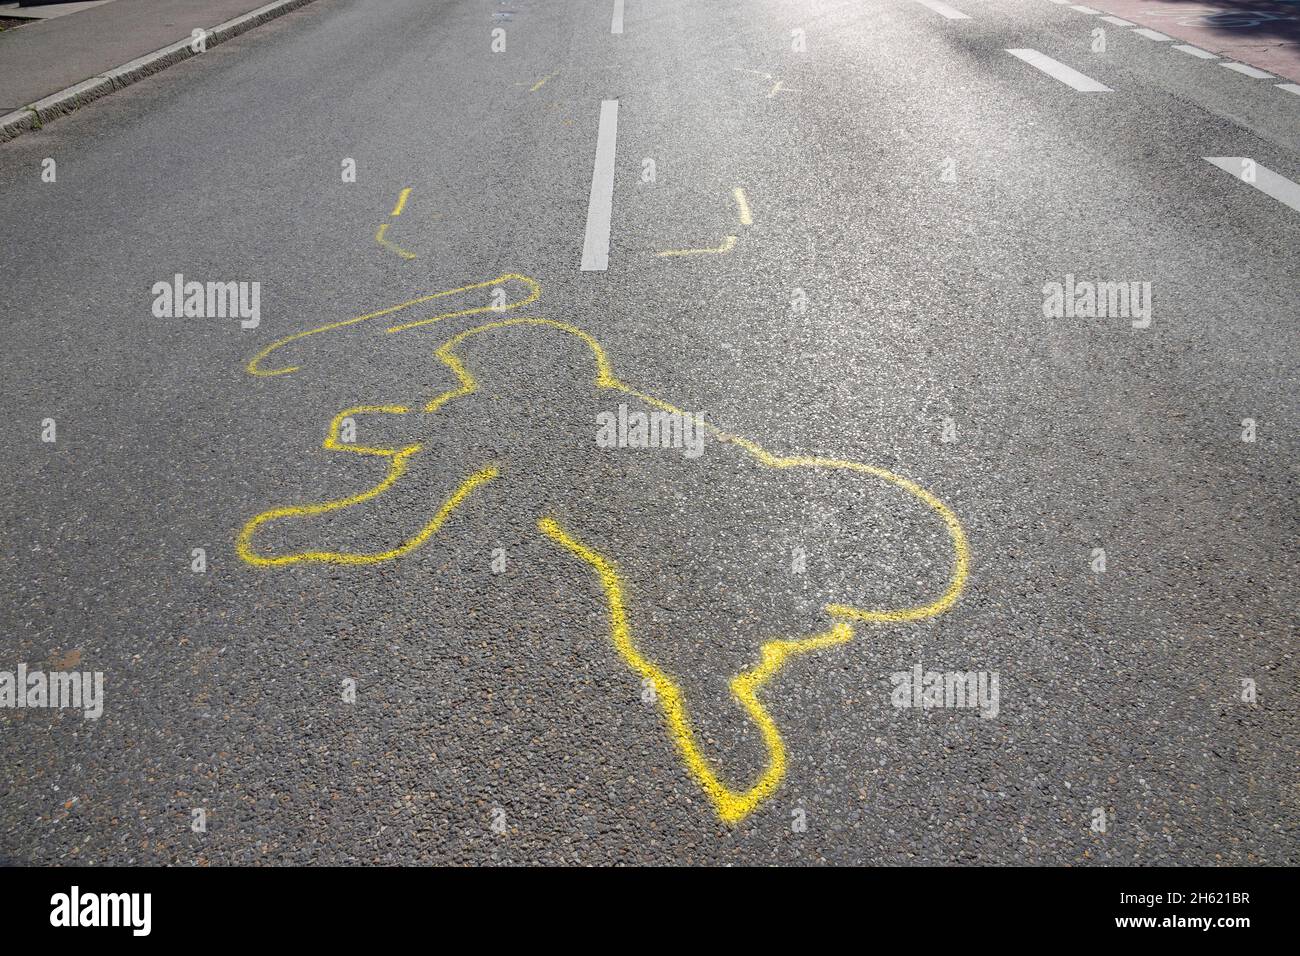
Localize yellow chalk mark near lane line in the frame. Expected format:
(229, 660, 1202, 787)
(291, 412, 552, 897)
(390, 187, 412, 217)
(657, 235, 737, 257)
(373, 187, 416, 259)
(733, 187, 753, 226)
(530, 72, 557, 92)
(656, 187, 751, 257)
(238, 308, 970, 823)
(732, 68, 798, 98)
(374, 222, 416, 260)
(244, 274, 541, 376)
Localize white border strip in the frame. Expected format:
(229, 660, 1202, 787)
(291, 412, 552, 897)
(1220, 62, 1275, 79)
(1173, 44, 1218, 60)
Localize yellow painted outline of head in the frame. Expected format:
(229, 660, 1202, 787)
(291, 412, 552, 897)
(238, 309, 969, 825)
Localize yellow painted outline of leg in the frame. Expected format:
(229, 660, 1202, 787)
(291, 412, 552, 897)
(656, 235, 737, 257)
(244, 274, 541, 377)
(539, 516, 856, 824)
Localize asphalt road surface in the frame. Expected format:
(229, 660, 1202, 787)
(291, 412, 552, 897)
(1, 0, 1296, 865)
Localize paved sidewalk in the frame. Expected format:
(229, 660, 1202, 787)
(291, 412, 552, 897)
(0, 0, 307, 112)
(0, 1, 118, 20)
(1082, 0, 1300, 82)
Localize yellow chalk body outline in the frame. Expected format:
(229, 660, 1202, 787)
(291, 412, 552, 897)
(237, 305, 969, 823)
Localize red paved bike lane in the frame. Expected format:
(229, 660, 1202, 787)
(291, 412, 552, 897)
(1081, 0, 1300, 82)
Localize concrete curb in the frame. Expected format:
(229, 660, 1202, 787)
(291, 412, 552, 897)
(0, 0, 320, 143)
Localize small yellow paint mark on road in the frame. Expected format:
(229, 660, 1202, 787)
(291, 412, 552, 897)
(390, 187, 412, 217)
(733, 187, 753, 226)
(374, 222, 416, 260)
(530, 72, 557, 92)
(733, 68, 799, 98)
(656, 235, 737, 257)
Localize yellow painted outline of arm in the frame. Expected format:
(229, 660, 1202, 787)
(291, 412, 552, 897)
(733, 187, 753, 226)
(324, 405, 418, 457)
(237, 403, 497, 566)
(237, 458, 498, 567)
(245, 274, 541, 377)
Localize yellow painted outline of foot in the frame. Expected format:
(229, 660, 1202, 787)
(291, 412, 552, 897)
(237, 309, 969, 824)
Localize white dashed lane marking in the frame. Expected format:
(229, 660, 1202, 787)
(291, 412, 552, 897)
(913, 0, 971, 19)
(1204, 157, 1300, 214)
(1006, 49, 1113, 92)
(1277, 83, 1300, 97)
(611, 0, 624, 34)
(1099, 16, 1134, 26)
(580, 99, 619, 272)
(1132, 28, 1173, 41)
